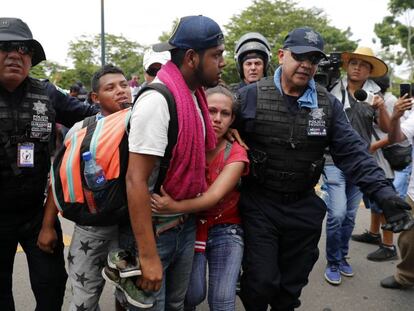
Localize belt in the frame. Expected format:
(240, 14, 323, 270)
(152, 214, 189, 236)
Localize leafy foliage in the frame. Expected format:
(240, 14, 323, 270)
(374, 0, 414, 80)
(31, 34, 145, 91)
(222, 0, 357, 83)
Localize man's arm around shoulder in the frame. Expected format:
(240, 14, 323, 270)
(46, 82, 98, 128)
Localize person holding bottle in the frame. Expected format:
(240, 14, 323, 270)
(151, 84, 249, 311)
(37, 64, 145, 311)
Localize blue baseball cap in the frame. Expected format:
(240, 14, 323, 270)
(283, 27, 326, 58)
(153, 15, 224, 52)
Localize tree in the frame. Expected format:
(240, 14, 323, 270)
(222, 0, 357, 83)
(374, 0, 414, 80)
(32, 34, 145, 90)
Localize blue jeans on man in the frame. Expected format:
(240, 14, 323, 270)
(393, 164, 412, 198)
(184, 223, 244, 311)
(117, 216, 196, 311)
(322, 164, 363, 265)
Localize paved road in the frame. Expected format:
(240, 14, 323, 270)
(12, 206, 414, 310)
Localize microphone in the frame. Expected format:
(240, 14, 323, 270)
(354, 89, 375, 105)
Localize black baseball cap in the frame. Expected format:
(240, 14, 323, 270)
(153, 15, 224, 52)
(0, 17, 46, 66)
(283, 27, 326, 58)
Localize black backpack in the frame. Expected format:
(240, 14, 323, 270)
(50, 83, 177, 226)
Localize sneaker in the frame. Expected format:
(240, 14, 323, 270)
(324, 264, 341, 285)
(102, 265, 154, 308)
(108, 249, 141, 278)
(339, 258, 354, 277)
(351, 230, 381, 245)
(381, 275, 413, 289)
(367, 244, 398, 262)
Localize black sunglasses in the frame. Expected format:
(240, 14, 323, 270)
(288, 50, 324, 65)
(0, 41, 33, 55)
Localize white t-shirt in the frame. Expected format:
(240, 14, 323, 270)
(128, 77, 205, 192)
(371, 93, 395, 178)
(401, 110, 414, 200)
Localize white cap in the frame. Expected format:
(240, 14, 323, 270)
(143, 49, 170, 71)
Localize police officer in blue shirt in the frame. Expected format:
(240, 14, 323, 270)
(236, 27, 414, 311)
(0, 18, 97, 310)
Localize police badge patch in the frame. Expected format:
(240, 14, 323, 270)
(307, 108, 327, 136)
(304, 31, 319, 45)
(32, 100, 47, 115)
(31, 100, 51, 140)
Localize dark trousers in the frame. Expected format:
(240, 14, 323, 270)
(239, 190, 326, 311)
(0, 211, 68, 311)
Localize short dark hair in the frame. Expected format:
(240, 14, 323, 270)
(170, 48, 206, 68)
(91, 64, 125, 92)
(69, 84, 80, 93)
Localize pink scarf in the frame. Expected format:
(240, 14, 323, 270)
(157, 61, 216, 200)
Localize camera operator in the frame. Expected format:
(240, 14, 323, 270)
(321, 46, 392, 285)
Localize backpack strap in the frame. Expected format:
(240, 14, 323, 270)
(134, 83, 178, 194)
(82, 115, 97, 128)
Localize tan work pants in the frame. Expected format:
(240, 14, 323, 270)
(395, 196, 414, 286)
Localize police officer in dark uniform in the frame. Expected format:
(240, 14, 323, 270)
(236, 27, 414, 311)
(0, 18, 97, 310)
(230, 32, 271, 92)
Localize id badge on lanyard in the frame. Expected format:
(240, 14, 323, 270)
(17, 142, 35, 167)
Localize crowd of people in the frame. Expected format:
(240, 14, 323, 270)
(1, 15, 414, 311)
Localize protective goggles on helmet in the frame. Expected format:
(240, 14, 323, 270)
(0, 41, 34, 55)
(287, 49, 324, 65)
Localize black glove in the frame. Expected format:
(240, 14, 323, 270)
(379, 196, 414, 233)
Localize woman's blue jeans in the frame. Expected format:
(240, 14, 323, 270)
(185, 223, 244, 311)
(322, 164, 363, 265)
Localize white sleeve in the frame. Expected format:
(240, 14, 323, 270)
(63, 121, 83, 143)
(128, 90, 170, 156)
(401, 113, 414, 145)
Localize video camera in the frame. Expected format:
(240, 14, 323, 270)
(314, 52, 342, 91)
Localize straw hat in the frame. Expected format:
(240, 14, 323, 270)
(342, 47, 388, 78)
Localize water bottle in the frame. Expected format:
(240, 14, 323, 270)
(82, 151, 106, 213)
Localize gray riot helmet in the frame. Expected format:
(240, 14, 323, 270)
(234, 32, 271, 79)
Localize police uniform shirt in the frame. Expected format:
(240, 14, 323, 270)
(0, 78, 98, 225)
(236, 81, 395, 203)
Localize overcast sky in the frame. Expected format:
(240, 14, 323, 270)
(3, 0, 390, 67)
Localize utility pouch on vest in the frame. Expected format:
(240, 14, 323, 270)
(248, 148, 267, 184)
(308, 157, 325, 188)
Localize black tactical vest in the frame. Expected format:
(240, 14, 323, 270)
(0, 78, 56, 206)
(244, 77, 332, 193)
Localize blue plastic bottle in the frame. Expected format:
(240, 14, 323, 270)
(82, 151, 106, 213)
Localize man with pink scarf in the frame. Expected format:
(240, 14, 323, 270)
(120, 15, 225, 310)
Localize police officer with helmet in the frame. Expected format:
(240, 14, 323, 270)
(231, 32, 271, 91)
(0, 17, 97, 310)
(236, 26, 414, 311)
